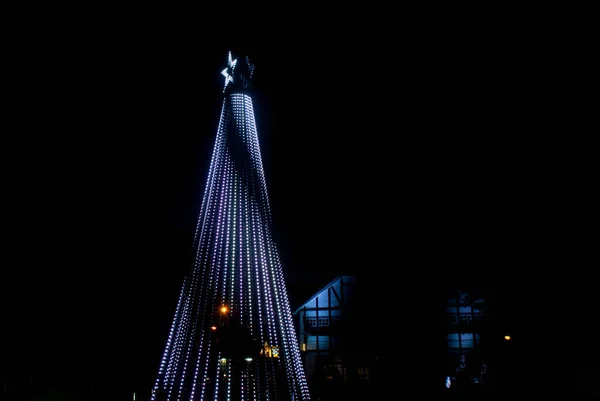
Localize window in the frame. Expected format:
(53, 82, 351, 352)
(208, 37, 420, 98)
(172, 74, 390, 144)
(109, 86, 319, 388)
(357, 367, 370, 381)
(448, 333, 471, 349)
(306, 317, 329, 327)
(459, 314, 472, 324)
(332, 358, 347, 383)
(447, 333, 480, 349)
(306, 336, 329, 351)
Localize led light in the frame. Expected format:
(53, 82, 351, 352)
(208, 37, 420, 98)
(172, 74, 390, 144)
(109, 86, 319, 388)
(221, 51, 237, 91)
(151, 52, 309, 401)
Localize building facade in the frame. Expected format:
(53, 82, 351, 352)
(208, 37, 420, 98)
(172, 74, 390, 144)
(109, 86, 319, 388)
(293, 276, 380, 399)
(446, 290, 489, 390)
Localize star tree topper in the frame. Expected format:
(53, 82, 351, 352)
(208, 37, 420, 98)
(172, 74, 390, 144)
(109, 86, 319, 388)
(221, 51, 237, 92)
(221, 51, 255, 92)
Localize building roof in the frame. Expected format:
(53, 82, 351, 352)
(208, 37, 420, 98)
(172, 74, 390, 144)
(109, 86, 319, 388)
(292, 275, 355, 314)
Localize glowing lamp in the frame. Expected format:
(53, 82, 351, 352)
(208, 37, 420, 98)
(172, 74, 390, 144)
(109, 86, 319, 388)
(504, 335, 511, 340)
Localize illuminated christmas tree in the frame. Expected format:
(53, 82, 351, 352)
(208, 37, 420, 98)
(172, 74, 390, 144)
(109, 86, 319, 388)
(151, 51, 311, 401)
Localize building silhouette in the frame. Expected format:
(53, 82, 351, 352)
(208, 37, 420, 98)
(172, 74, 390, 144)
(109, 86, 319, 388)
(445, 290, 488, 391)
(292, 276, 381, 400)
(151, 51, 310, 401)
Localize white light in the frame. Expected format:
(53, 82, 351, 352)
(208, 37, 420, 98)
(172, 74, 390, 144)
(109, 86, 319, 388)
(221, 51, 238, 91)
(151, 57, 310, 400)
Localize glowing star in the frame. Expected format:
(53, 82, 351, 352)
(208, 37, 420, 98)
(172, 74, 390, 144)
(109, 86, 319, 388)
(221, 51, 238, 91)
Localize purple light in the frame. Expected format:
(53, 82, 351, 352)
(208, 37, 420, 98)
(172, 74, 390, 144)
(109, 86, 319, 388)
(151, 52, 310, 401)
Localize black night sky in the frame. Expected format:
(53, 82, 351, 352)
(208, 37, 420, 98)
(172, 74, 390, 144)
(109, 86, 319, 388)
(3, 15, 597, 398)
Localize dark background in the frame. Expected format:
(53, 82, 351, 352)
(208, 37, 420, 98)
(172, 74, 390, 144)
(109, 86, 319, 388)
(2, 11, 596, 398)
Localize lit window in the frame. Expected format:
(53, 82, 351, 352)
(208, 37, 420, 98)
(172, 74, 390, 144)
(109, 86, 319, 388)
(357, 367, 370, 381)
(459, 314, 472, 324)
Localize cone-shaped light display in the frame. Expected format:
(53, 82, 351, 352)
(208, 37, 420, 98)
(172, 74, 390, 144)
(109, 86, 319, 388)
(151, 51, 311, 401)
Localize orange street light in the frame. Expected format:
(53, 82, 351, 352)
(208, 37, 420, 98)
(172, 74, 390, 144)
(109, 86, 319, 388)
(504, 335, 511, 341)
